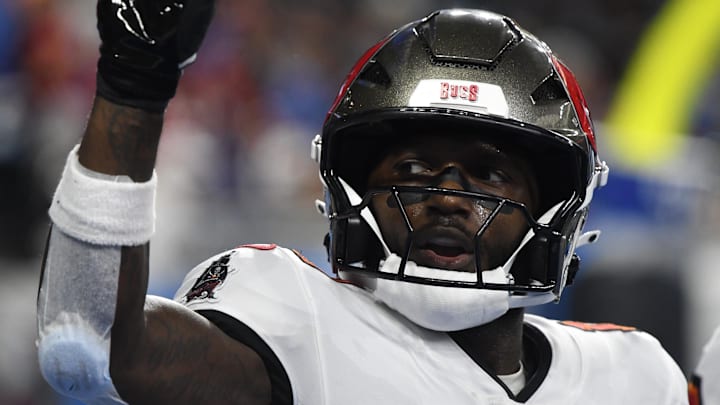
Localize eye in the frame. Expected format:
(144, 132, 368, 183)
(473, 166, 509, 183)
(395, 160, 432, 176)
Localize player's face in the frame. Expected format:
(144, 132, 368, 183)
(366, 132, 538, 273)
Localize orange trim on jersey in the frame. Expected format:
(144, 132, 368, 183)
(560, 320, 637, 332)
(689, 376, 702, 405)
(688, 382, 700, 405)
(238, 243, 278, 250)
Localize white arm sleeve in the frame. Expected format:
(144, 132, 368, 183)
(37, 226, 127, 404)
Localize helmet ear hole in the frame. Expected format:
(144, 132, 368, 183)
(333, 217, 385, 272)
(511, 234, 550, 285)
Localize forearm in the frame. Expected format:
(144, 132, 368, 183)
(79, 96, 162, 182)
(37, 96, 164, 403)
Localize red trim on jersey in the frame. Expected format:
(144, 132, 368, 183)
(290, 249, 357, 285)
(238, 243, 278, 251)
(560, 320, 636, 332)
(291, 249, 323, 271)
(324, 35, 391, 124)
(551, 57, 597, 152)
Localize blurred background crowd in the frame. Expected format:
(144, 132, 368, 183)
(0, 0, 718, 403)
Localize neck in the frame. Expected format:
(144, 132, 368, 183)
(449, 308, 525, 375)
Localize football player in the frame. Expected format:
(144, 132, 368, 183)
(36, 2, 688, 404)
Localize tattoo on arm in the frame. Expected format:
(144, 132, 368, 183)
(79, 96, 162, 182)
(104, 104, 162, 181)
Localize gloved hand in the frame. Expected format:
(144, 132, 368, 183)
(96, 0, 215, 112)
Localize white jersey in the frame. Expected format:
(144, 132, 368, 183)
(692, 326, 720, 404)
(174, 244, 688, 405)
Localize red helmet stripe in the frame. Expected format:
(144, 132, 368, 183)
(325, 36, 392, 123)
(551, 57, 597, 152)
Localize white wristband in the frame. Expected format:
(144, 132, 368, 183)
(49, 144, 157, 246)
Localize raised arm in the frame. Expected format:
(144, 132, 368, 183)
(37, 2, 270, 404)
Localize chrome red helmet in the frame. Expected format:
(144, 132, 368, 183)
(312, 9, 608, 306)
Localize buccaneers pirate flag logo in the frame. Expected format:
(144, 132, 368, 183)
(185, 252, 235, 303)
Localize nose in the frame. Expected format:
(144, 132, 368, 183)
(425, 167, 476, 217)
(435, 166, 469, 190)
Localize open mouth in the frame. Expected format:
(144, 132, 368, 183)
(426, 243, 467, 257)
(412, 230, 475, 271)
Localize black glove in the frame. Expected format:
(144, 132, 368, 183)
(96, 0, 215, 112)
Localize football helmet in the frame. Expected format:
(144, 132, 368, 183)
(312, 9, 609, 310)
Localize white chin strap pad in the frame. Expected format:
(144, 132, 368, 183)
(336, 180, 581, 329)
(359, 201, 567, 330)
(365, 254, 513, 331)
